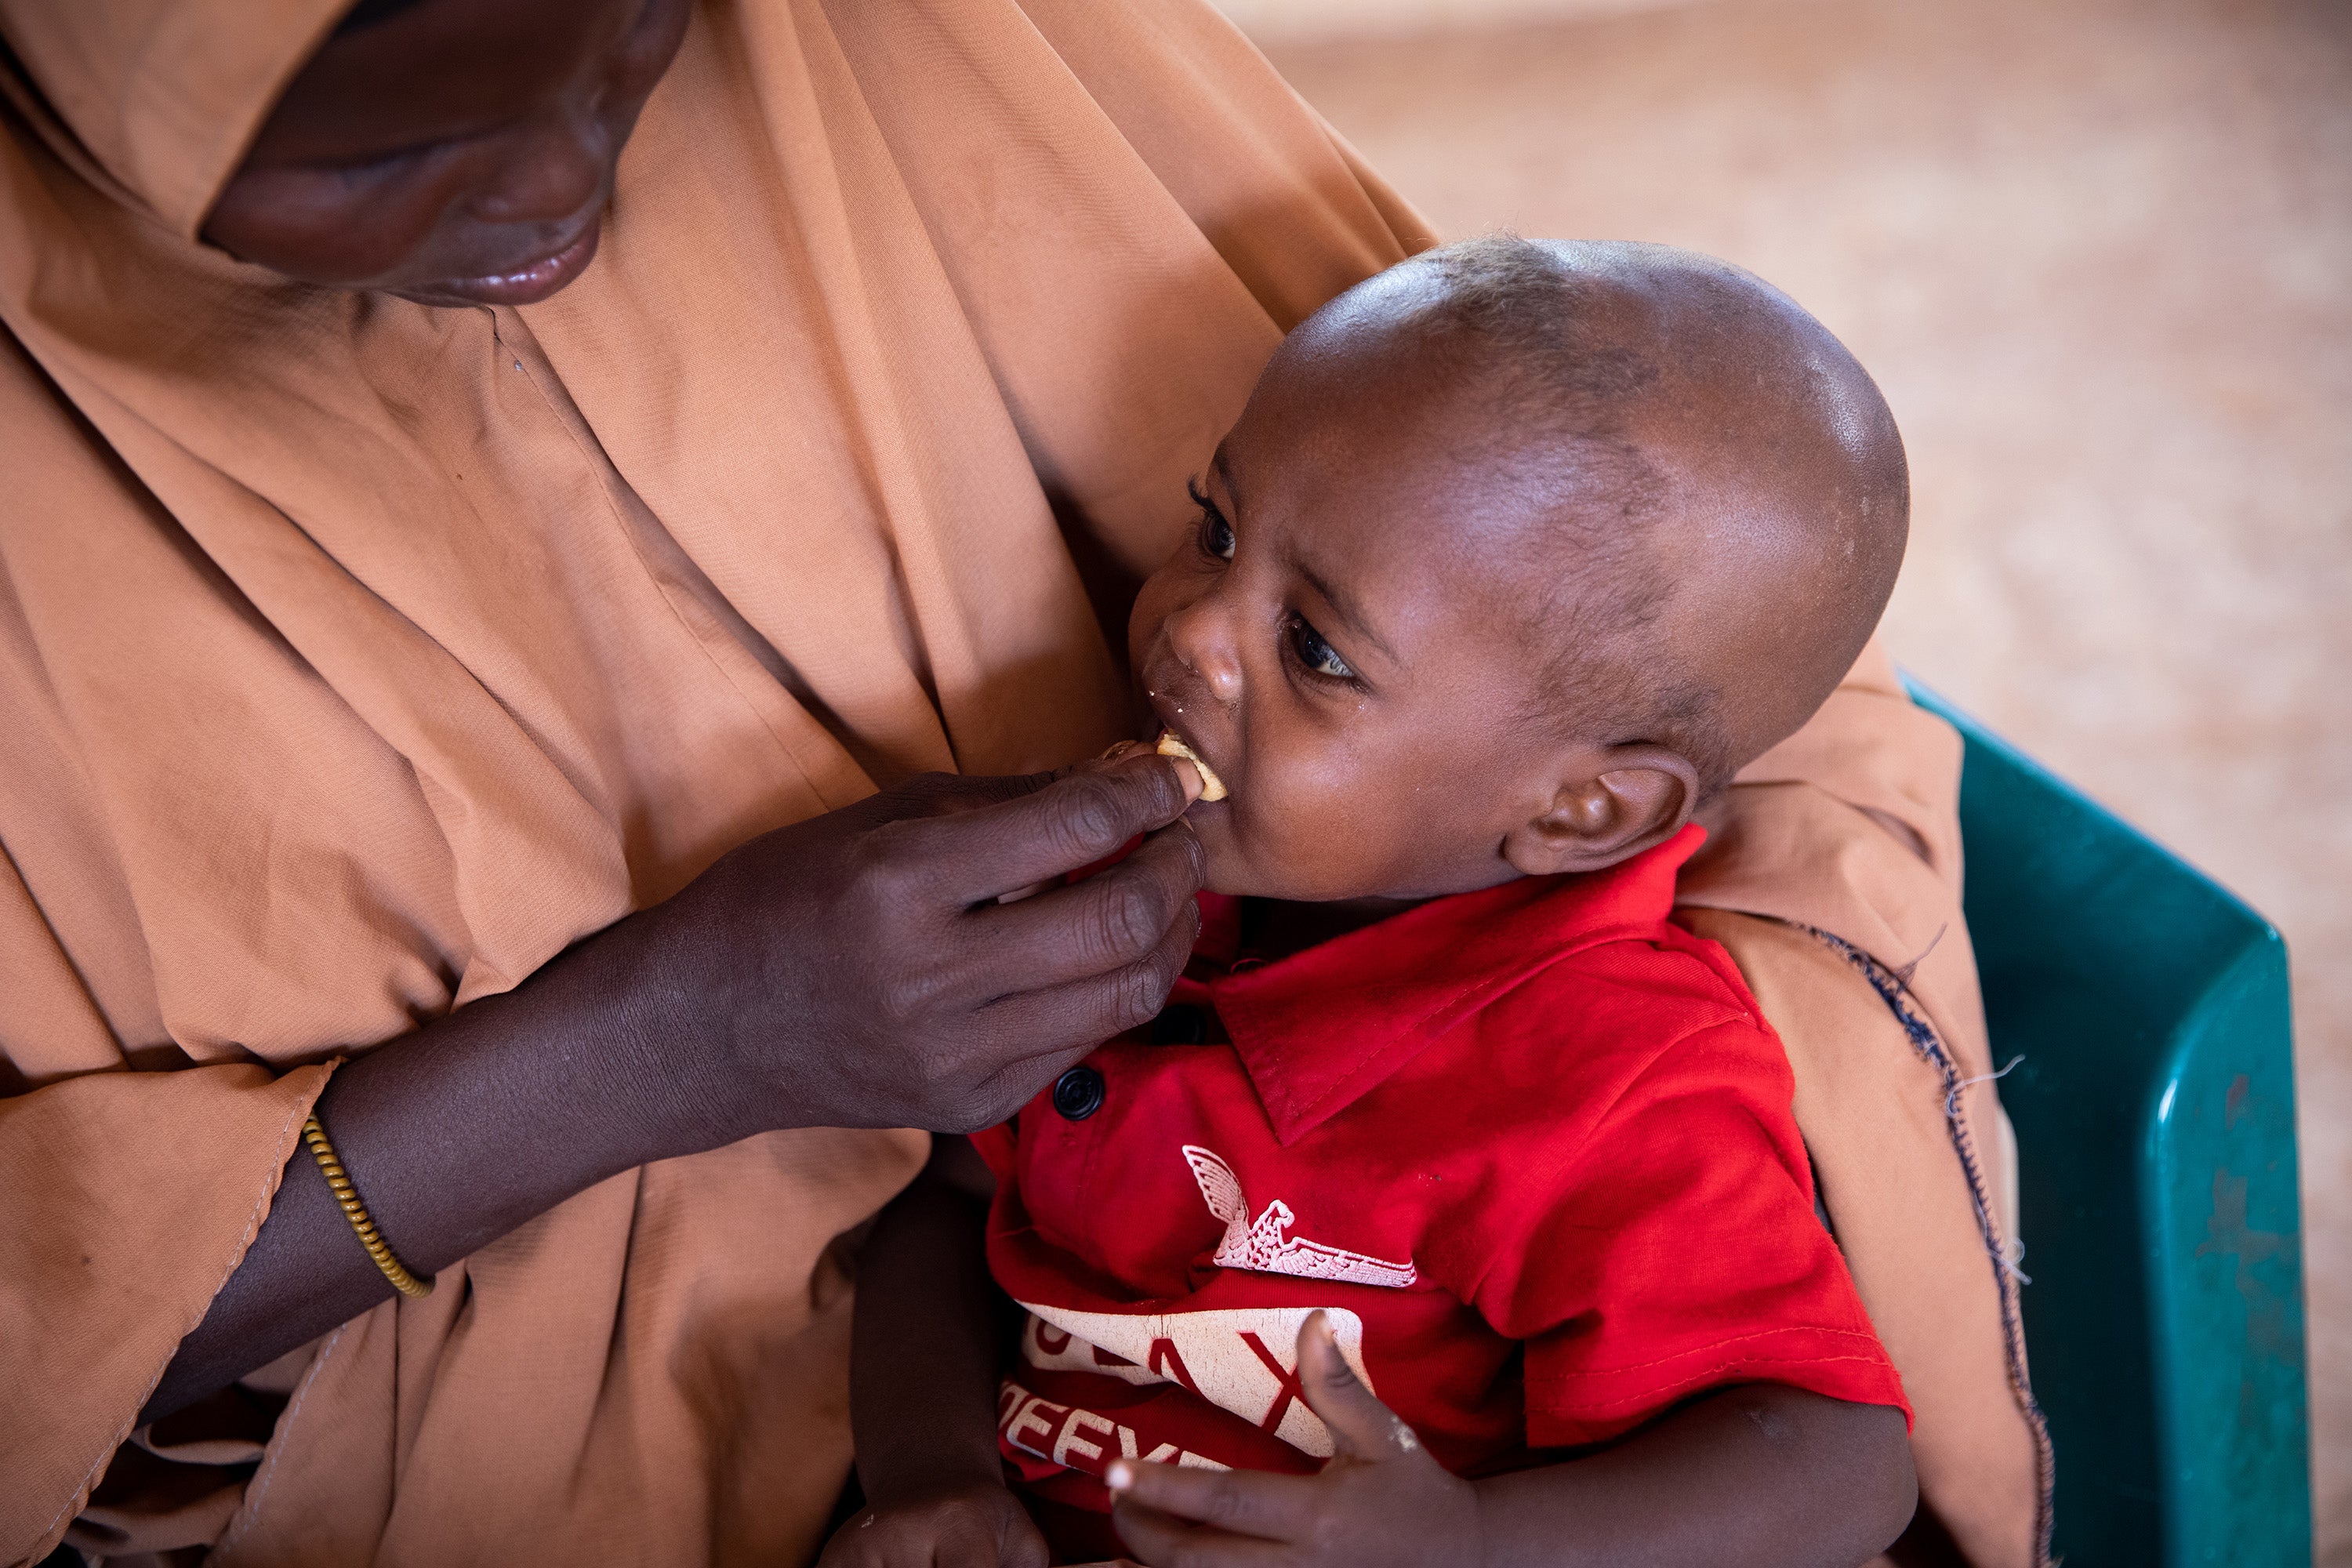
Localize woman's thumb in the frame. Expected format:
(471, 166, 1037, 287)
(1295, 1312, 1421, 1461)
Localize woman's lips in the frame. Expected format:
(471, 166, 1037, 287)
(424, 217, 604, 307)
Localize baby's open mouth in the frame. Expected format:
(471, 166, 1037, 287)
(1156, 731, 1229, 801)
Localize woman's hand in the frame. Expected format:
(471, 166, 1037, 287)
(1106, 1313, 1483, 1568)
(819, 1482, 1048, 1568)
(144, 749, 1202, 1426)
(637, 748, 1206, 1139)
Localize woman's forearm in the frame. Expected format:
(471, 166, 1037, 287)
(142, 908, 739, 1423)
(143, 757, 1203, 1425)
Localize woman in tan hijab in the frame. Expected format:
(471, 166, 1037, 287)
(0, 1, 2044, 1564)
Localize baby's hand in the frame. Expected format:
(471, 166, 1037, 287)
(818, 1480, 1047, 1568)
(1106, 1313, 1483, 1568)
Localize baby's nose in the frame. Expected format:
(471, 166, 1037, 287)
(1196, 644, 1243, 706)
(1171, 604, 1244, 707)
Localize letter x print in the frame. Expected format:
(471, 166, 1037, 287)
(1239, 1330, 1308, 1433)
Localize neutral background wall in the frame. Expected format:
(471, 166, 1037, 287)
(1212, 0, 2350, 1557)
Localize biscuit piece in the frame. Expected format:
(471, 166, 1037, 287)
(1155, 731, 1229, 801)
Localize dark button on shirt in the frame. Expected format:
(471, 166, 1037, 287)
(1051, 1064, 1105, 1121)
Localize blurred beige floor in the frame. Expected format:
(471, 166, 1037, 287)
(1238, 0, 2352, 1555)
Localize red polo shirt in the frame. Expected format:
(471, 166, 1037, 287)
(973, 826, 1906, 1523)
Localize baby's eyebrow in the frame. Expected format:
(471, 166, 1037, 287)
(1211, 445, 1243, 510)
(1292, 555, 1398, 666)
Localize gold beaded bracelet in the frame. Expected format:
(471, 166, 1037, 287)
(300, 1114, 434, 1298)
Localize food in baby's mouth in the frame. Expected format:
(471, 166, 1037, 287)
(1156, 731, 1229, 801)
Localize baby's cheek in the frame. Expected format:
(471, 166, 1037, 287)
(1186, 786, 1310, 899)
(1233, 770, 1417, 901)
(1192, 810, 1256, 897)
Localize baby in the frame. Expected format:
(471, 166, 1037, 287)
(825, 237, 1918, 1568)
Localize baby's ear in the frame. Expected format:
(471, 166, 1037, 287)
(1503, 744, 1699, 877)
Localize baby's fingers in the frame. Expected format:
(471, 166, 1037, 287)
(1105, 1459, 1315, 1541)
(1294, 1312, 1421, 1463)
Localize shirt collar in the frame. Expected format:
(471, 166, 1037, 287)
(1198, 825, 1705, 1146)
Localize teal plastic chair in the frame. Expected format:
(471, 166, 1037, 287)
(1906, 683, 2310, 1565)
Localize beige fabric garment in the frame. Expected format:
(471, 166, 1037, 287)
(1683, 642, 2050, 1567)
(0, 1, 2039, 1563)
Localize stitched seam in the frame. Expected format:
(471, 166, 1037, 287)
(35, 1067, 333, 1554)
(1797, 923, 2057, 1566)
(212, 1321, 348, 1557)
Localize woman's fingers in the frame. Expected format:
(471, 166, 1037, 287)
(904, 753, 1202, 905)
(1103, 1458, 1318, 1541)
(640, 750, 1206, 1135)
(965, 825, 1203, 993)
(949, 905, 1201, 1126)
(1107, 1497, 1296, 1567)
(1294, 1312, 1421, 1463)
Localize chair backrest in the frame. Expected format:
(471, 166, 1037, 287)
(1907, 682, 2311, 1566)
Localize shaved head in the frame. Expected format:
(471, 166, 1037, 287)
(1281, 236, 1908, 795)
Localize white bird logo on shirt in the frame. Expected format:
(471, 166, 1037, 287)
(1181, 1145, 1418, 1290)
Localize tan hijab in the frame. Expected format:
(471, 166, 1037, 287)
(0, 2, 2040, 1563)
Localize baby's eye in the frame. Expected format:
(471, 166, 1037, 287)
(1289, 616, 1355, 680)
(1204, 512, 1236, 561)
(1188, 477, 1236, 561)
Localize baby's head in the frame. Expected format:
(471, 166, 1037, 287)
(1130, 236, 1907, 902)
